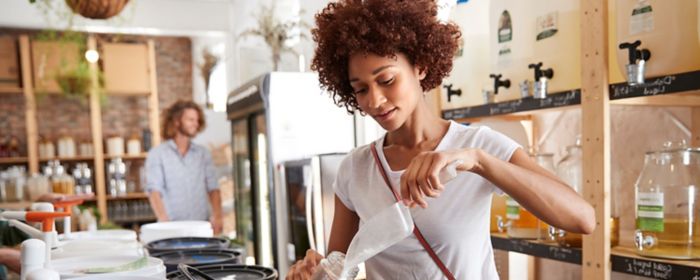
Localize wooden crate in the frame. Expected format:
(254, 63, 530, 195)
(31, 40, 81, 93)
(0, 35, 20, 89)
(102, 42, 151, 95)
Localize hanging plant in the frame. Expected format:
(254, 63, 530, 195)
(34, 31, 107, 105)
(65, 0, 130, 20)
(29, 0, 130, 20)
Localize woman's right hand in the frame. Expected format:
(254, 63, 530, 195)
(286, 249, 323, 280)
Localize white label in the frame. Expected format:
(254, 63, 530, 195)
(637, 192, 664, 219)
(506, 197, 520, 220)
(630, 0, 654, 35)
(536, 12, 559, 41)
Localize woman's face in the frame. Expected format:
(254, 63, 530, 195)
(348, 52, 426, 131)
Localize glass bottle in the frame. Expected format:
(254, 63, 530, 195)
(635, 147, 700, 259)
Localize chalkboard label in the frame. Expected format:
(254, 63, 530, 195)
(610, 70, 700, 100)
(443, 90, 580, 120)
(611, 254, 700, 279)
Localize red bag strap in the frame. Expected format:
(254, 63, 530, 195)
(370, 144, 456, 280)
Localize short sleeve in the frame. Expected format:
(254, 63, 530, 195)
(333, 155, 356, 212)
(145, 150, 166, 194)
(203, 150, 219, 192)
(473, 126, 522, 194)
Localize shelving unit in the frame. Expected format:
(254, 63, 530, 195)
(440, 1, 700, 279)
(83, 192, 149, 202)
(0, 157, 28, 164)
(491, 234, 700, 280)
(0, 34, 160, 225)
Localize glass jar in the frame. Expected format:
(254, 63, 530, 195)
(51, 164, 75, 195)
(552, 141, 583, 247)
(311, 251, 359, 280)
(491, 194, 507, 232)
(534, 153, 555, 242)
(26, 173, 50, 202)
(1, 167, 26, 202)
(634, 148, 700, 259)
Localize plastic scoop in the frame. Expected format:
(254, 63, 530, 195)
(339, 202, 414, 279)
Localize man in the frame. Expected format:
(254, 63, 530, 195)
(146, 100, 222, 234)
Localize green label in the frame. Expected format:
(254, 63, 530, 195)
(637, 192, 664, 232)
(536, 12, 558, 41)
(637, 217, 664, 232)
(506, 197, 520, 220)
(632, 5, 653, 16)
(536, 29, 558, 41)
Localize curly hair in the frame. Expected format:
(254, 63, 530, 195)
(162, 100, 206, 139)
(311, 0, 461, 113)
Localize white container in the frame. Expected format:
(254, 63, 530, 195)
(490, 0, 535, 101)
(616, 0, 700, 79)
(51, 256, 165, 279)
(107, 137, 125, 156)
(58, 137, 76, 158)
(127, 138, 141, 156)
(52, 240, 143, 259)
(532, 0, 581, 94)
(60, 229, 137, 242)
(441, 0, 491, 109)
(139, 221, 213, 244)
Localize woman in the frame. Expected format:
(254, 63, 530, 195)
(287, 1, 595, 279)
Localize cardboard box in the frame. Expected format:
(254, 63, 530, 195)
(103, 42, 151, 95)
(0, 36, 20, 88)
(31, 40, 80, 93)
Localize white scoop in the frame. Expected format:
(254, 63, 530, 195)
(340, 202, 414, 279)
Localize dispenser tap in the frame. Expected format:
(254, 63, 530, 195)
(52, 197, 85, 240)
(489, 74, 511, 95)
(619, 40, 651, 85)
(528, 62, 554, 99)
(443, 84, 462, 103)
(2, 211, 70, 269)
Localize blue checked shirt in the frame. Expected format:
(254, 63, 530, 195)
(145, 140, 218, 221)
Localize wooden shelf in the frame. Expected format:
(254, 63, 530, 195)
(0, 201, 32, 210)
(491, 234, 700, 279)
(0, 157, 28, 164)
(491, 233, 582, 265)
(0, 86, 23, 94)
(611, 246, 700, 279)
(105, 153, 148, 160)
(39, 155, 94, 162)
(84, 192, 149, 202)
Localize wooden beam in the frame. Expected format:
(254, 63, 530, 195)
(581, 1, 611, 279)
(87, 36, 108, 224)
(19, 35, 39, 174)
(147, 40, 161, 147)
(693, 108, 700, 147)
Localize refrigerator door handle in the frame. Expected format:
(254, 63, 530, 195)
(305, 170, 317, 252)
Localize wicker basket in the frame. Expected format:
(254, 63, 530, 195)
(65, 0, 130, 20)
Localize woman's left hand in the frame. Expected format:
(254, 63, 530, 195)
(400, 149, 481, 208)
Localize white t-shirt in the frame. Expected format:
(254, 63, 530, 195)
(334, 121, 521, 280)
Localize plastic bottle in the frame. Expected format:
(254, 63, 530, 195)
(311, 252, 359, 280)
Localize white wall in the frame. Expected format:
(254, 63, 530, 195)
(0, 0, 230, 36)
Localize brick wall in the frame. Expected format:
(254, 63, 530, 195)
(0, 29, 193, 156)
